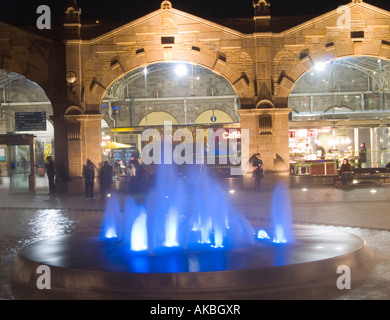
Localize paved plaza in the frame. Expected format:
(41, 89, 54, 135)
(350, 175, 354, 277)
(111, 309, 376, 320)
(1, 176, 390, 300)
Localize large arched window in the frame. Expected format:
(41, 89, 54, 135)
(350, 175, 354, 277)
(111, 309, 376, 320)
(289, 56, 390, 121)
(101, 61, 240, 127)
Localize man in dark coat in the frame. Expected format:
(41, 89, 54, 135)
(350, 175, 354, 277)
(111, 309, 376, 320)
(57, 158, 70, 196)
(99, 161, 113, 200)
(46, 156, 56, 195)
(358, 142, 367, 168)
(82, 159, 95, 199)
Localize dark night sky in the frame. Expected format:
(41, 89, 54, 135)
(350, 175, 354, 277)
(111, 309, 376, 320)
(1, 0, 390, 26)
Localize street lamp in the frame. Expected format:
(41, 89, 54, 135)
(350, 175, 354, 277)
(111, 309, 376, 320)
(66, 71, 77, 94)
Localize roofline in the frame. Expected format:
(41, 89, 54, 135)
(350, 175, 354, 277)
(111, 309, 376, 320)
(275, 1, 390, 37)
(0, 21, 54, 43)
(85, 6, 250, 44)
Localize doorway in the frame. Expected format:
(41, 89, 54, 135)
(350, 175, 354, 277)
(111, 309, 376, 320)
(9, 145, 31, 192)
(0, 134, 35, 193)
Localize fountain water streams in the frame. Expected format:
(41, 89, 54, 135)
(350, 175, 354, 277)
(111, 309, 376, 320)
(101, 165, 261, 258)
(270, 181, 294, 243)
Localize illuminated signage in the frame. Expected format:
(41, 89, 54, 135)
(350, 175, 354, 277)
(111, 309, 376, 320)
(222, 130, 241, 140)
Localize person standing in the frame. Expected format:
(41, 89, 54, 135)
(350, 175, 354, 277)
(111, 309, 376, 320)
(252, 153, 264, 189)
(114, 160, 122, 175)
(57, 158, 70, 196)
(83, 159, 95, 199)
(358, 142, 367, 168)
(129, 155, 139, 177)
(46, 156, 56, 195)
(99, 161, 113, 200)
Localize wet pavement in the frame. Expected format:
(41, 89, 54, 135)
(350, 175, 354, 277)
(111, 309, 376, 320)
(1, 178, 390, 299)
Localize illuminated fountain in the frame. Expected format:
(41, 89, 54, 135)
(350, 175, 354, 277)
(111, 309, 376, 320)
(102, 165, 256, 257)
(10, 165, 372, 299)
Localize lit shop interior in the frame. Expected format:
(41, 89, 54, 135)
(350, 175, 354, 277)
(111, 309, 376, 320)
(100, 61, 241, 175)
(288, 56, 390, 175)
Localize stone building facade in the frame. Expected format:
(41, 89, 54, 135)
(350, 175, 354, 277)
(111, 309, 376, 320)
(1, 0, 390, 192)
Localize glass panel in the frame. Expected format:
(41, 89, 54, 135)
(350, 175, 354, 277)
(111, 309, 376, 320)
(9, 145, 30, 193)
(371, 127, 390, 168)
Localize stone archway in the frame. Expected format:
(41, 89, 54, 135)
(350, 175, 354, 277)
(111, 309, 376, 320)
(87, 48, 253, 113)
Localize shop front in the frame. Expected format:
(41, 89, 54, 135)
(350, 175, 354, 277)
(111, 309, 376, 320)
(288, 121, 390, 180)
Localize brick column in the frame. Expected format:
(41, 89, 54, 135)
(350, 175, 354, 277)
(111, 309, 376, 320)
(238, 108, 291, 172)
(62, 114, 103, 194)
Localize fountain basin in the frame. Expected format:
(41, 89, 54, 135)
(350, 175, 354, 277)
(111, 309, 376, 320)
(10, 226, 372, 299)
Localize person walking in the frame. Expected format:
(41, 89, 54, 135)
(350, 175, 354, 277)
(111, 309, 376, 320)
(57, 158, 70, 196)
(46, 156, 56, 195)
(99, 161, 113, 200)
(358, 142, 367, 168)
(83, 159, 95, 199)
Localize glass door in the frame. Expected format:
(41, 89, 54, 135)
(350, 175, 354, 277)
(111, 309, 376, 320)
(9, 145, 31, 193)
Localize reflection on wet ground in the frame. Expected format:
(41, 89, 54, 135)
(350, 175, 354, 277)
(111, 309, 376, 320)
(1, 207, 390, 299)
(0, 208, 103, 299)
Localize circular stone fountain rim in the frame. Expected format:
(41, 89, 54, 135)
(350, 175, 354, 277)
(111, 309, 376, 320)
(14, 226, 369, 273)
(10, 226, 372, 299)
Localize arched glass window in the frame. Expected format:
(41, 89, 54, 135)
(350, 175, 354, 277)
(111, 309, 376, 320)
(101, 62, 240, 127)
(289, 56, 390, 121)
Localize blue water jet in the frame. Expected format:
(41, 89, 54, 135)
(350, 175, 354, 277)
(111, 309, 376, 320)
(270, 181, 294, 244)
(257, 229, 270, 240)
(123, 197, 148, 252)
(102, 195, 122, 240)
(102, 165, 258, 255)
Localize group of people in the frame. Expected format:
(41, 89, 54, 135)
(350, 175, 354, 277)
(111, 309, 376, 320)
(45, 156, 70, 196)
(45, 156, 141, 200)
(43, 143, 372, 195)
(83, 159, 116, 200)
(113, 156, 145, 178)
